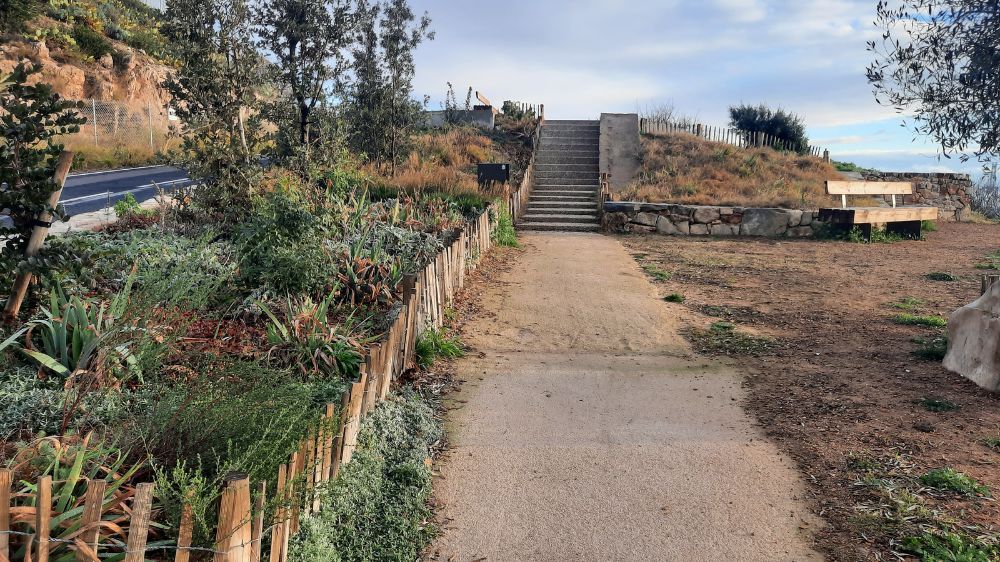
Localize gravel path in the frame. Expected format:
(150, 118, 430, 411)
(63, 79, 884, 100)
(429, 232, 822, 561)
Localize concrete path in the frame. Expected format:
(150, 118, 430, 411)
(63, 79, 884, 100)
(430, 232, 822, 561)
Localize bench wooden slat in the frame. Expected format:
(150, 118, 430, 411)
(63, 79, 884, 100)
(825, 181, 913, 195)
(819, 206, 937, 224)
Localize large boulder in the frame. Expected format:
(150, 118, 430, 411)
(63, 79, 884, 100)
(739, 208, 790, 236)
(943, 282, 1000, 392)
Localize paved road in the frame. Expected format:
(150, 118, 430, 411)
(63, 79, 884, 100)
(61, 165, 192, 216)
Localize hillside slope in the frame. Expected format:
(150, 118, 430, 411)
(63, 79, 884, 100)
(620, 132, 843, 209)
(0, 0, 172, 105)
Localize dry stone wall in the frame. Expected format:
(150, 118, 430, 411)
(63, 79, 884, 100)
(602, 202, 823, 237)
(861, 171, 973, 221)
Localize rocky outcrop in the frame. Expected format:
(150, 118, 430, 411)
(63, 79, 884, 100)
(0, 39, 170, 105)
(943, 282, 1000, 393)
(602, 202, 825, 237)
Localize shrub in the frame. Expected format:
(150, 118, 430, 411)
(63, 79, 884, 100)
(0, 366, 135, 439)
(0, 0, 40, 33)
(130, 360, 320, 488)
(125, 27, 169, 58)
(729, 103, 809, 154)
(289, 392, 442, 562)
(72, 23, 114, 59)
(415, 328, 463, 369)
(235, 192, 338, 297)
(664, 293, 685, 303)
(492, 208, 518, 247)
(919, 468, 990, 496)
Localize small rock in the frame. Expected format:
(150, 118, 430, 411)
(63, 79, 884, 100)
(99, 53, 115, 69)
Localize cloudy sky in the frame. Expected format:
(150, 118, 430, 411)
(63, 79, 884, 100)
(410, 0, 982, 176)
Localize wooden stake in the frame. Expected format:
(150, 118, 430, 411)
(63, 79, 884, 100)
(2, 151, 75, 325)
(0, 469, 11, 562)
(77, 479, 107, 562)
(320, 404, 335, 483)
(214, 477, 251, 562)
(36, 475, 52, 562)
(124, 483, 154, 562)
(269, 465, 287, 562)
(250, 482, 266, 562)
(174, 490, 194, 562)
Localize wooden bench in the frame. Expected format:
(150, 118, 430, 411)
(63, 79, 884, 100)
(818, 181, 937, 239)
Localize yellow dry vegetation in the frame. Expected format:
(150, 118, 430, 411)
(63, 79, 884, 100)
(619, 132, 844, 209)
(380, 127, 498, 196)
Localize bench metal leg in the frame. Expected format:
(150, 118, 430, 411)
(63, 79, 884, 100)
(886, 220, 922, 240)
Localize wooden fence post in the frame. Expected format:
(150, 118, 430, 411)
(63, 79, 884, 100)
(982, 274, 1000, 295)
(0, 469, 10, 562)
(36, 475, 52, 562)
(77, 479, 107, 562)
(341, 375, 366, 465)
(175, 491, 195, 562)
(2, 151, 75, 325)
(124, 483, 154, 562)
(269, 465, 287, 562)
(214, 477, 251, 562)
(250, 482, 265, 562)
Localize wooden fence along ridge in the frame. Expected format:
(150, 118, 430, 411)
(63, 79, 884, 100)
(0, 207, 500, 562)
(639, 118, 831, 162)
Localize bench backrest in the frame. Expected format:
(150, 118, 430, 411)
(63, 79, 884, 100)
(825, 181, 913, 209)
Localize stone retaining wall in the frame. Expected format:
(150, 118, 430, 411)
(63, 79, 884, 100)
(861, 171, 973, 221)
(602, 202, 824, 237)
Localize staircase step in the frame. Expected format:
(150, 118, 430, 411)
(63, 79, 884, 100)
(526, 207, 597, 215)
(518, 221, 600, 232)
(535, 156, 600, 165)
(529, 195, 596, 203)
(535, 178, 601, 189)
(520, 213, 598, 224)
(527, 199, 597, 206)
(534, 163, 600, 172)
(535, 171, 600, 181)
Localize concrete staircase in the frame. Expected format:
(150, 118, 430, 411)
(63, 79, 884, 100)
(519, 120, 601, 232)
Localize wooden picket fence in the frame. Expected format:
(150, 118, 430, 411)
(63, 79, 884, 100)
(505, 119, 542, 223)
(0, 207, 499, 562)
(639, 118, 831, 161)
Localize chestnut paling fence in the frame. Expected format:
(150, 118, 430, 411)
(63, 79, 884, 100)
(639, 118, 831, 161)
(0, 208, 501, 562)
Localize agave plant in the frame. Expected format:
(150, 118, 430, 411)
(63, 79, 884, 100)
(258, 292, 365, 380)
(0, 269, 140, 385)
(7, 433, 167, 561)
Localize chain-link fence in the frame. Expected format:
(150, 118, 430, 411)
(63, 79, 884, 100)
(61, 99, 175, 154)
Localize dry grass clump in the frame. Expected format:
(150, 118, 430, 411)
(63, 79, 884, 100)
(381, 127, 498, 196)
(619, 132, 843, 209)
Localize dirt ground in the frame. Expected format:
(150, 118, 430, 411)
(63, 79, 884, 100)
(620, 222, 1000, 561)
(429, 232, 823, 561)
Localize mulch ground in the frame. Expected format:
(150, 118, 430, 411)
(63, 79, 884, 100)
(620, 222, 1000, 561)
